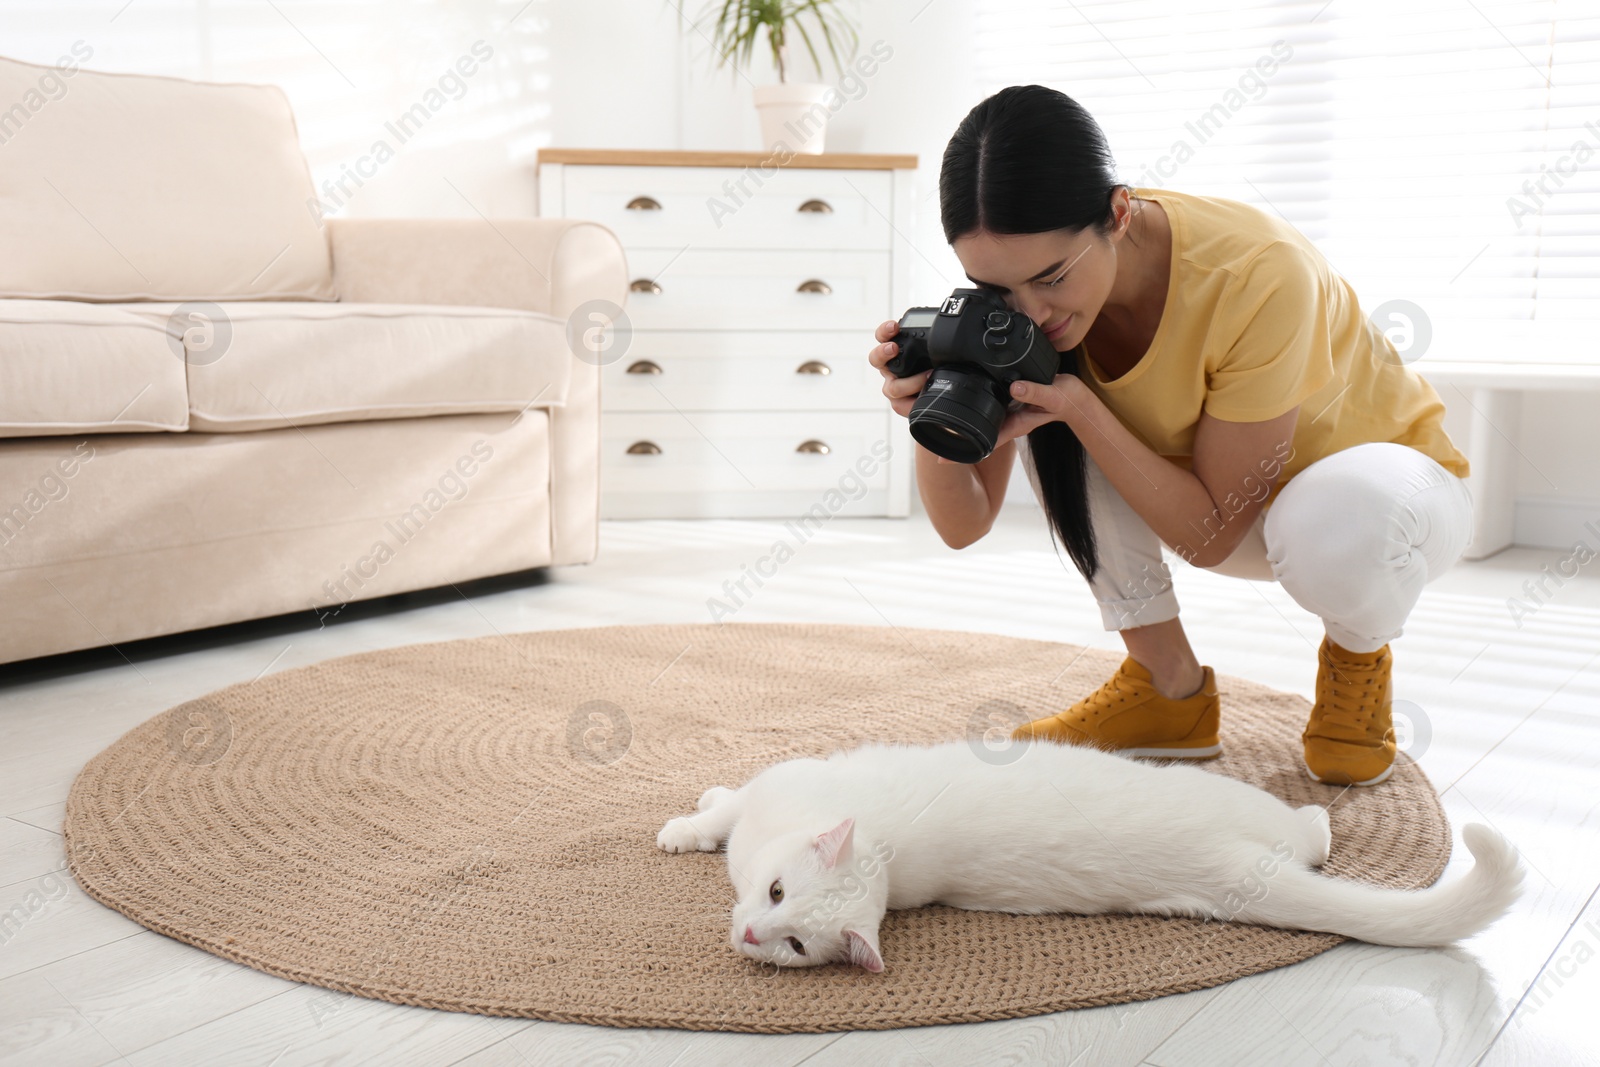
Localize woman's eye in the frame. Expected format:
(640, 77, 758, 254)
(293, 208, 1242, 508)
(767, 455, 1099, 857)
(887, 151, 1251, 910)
(769, 879, 783, 903)
(1043, 272, 1068, 288)
(786, 936, 807, 955)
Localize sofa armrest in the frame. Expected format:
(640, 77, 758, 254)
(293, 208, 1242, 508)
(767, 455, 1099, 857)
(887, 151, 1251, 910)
(325, 217, 627, 321)
(326, 217, 627, 567)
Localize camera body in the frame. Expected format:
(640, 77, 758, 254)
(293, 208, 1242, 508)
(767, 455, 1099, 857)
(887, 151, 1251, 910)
(886, 288, 1063, 463)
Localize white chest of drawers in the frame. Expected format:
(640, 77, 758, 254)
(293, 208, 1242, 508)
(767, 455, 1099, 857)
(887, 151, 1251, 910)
(536, 149, 917, 520)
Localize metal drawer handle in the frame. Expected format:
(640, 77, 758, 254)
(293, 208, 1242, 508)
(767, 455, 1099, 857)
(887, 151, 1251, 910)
(796, 439, 831, 455)
(796, 360, 832, 375)
(626, 196, 662, 211)
(797, 199, 833, 213)
(629, 278, 662, 294)
(626, 440, 662, 455)
(796, 279, 832, 295)
(626, 360, 663, 375)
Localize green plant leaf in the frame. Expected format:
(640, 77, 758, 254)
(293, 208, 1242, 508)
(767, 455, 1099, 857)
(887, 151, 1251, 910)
(678, 0, 860, 83)
(789, 0, 858, 80)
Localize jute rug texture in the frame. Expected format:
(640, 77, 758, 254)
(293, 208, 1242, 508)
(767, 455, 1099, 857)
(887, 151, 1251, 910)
(64, 622, 1451, 1033)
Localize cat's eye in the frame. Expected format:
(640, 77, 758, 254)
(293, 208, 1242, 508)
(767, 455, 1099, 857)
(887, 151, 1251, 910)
(769, 879, 783, 903)
(786, 936, 806, 956)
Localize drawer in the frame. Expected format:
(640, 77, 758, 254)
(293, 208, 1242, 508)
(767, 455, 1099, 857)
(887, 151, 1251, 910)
(623, 249, 890, 331)
(602, 410, 894, 499)
(561, 165, 893, 251)
(604, 331, 884, 413)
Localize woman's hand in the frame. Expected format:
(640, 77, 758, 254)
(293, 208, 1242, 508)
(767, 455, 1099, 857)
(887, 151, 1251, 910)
(868, 319, 929, 420)
(992, 374, 1090, 450)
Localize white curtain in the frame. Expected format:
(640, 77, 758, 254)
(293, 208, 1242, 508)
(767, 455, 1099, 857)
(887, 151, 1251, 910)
(974, 0, 1599, 365)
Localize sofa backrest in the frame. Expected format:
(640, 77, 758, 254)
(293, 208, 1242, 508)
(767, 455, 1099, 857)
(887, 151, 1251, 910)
(0, 53, 335, 302)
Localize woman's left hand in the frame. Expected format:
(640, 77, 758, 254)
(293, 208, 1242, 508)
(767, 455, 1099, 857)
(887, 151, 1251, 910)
(991, 373, 1090, 450)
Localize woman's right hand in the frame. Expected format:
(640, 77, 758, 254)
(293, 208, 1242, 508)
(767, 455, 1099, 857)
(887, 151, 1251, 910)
(869, 319, 930, 420)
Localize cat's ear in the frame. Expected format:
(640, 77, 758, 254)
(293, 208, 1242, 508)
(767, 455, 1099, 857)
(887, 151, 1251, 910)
(843, 927, 883, 973)
(813, 817, 855, 870)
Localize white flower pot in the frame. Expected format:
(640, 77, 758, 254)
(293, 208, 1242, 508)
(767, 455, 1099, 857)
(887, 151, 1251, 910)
(752, 82, 832, 156)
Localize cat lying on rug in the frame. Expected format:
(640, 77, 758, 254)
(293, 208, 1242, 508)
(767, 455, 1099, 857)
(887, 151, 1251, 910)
(655, 740, 1525, 973)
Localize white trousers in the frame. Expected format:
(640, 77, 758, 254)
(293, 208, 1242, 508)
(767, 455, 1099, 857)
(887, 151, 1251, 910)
(1082, 442, 1475, 654)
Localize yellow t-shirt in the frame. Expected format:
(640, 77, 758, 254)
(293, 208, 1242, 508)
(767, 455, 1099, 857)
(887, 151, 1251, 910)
(1074, 186, 1469, 508)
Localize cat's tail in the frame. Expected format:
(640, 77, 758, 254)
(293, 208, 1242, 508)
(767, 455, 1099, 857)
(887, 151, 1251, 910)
(1229, 823, 1525, 948)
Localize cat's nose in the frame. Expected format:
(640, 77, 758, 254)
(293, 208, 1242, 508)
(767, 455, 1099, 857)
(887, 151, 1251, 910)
(743, 925, 759, 945)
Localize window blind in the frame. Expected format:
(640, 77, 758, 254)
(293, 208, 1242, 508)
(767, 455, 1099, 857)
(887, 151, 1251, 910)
(974, 0, 1598, 365)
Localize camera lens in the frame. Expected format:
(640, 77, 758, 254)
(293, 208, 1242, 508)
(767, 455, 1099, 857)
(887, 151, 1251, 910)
(907, 365, 1011, 463)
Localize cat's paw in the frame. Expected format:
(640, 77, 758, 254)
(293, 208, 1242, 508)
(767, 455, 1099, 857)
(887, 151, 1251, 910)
(697, 786, 736, 813)
(657, 816, 720, 853)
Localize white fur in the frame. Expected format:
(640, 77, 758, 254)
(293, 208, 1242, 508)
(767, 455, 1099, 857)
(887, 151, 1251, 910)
(655, 739, 1526, 972)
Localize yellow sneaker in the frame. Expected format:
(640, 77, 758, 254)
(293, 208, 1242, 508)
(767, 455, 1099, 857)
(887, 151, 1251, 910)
(1303, 635, 1396, 786)
(1011, 655, 1221, 759)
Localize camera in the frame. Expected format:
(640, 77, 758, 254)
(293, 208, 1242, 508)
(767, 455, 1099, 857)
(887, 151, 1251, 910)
(886, 288, 1065, 463)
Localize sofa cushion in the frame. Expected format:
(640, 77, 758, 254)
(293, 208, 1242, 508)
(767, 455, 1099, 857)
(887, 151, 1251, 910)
(118, 302, 573, 432)
(0, 54, 334, 302)
(0, 300, 189, 437)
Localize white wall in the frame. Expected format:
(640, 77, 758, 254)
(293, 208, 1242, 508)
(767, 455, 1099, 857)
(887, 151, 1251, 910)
(5, 0, 1595, 542)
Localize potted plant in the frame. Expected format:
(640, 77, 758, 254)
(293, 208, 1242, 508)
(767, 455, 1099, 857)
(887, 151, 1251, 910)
(688, 0, 860, 155)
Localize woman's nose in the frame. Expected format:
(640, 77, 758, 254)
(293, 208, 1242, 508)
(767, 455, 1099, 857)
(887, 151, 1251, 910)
(1007, 295, 1047, 326)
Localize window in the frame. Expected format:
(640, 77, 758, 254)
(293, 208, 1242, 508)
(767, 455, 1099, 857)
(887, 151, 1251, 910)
(975, 0, 1598, 364)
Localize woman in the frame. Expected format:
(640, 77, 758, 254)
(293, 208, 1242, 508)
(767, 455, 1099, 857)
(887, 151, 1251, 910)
(869, 85, 1473, 787)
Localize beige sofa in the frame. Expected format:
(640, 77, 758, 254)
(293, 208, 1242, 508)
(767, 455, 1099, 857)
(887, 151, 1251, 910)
(0, 55, 626, 665)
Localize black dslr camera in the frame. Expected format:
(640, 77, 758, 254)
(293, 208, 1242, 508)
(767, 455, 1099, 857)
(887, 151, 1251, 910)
(886, 288, 1064, 464)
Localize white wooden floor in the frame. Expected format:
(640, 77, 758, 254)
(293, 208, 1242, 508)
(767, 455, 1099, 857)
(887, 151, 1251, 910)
(3, 505, 1598, 1067)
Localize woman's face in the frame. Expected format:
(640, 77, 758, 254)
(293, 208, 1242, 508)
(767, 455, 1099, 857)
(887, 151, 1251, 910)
(950, 203, 1134, 352)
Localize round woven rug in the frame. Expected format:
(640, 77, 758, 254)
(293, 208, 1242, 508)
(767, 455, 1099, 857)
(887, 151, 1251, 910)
(65, 622, 1451, 1033)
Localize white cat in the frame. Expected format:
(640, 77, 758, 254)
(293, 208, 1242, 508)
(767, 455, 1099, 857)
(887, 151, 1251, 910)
(655, 739, 1525, 973)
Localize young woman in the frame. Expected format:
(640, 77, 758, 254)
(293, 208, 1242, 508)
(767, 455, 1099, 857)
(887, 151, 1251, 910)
(869, 85, 1474, 787)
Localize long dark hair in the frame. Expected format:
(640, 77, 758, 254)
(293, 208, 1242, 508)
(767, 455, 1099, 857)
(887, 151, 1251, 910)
(939, 84, 1140, 584)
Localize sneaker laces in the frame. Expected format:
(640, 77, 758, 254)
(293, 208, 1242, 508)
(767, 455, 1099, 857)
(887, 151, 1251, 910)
(1318, 651, 1386, 734)
(1075, 667, 1143, 720)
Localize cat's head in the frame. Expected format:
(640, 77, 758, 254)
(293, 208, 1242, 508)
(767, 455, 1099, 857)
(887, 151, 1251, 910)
(728, 816, 887, 973)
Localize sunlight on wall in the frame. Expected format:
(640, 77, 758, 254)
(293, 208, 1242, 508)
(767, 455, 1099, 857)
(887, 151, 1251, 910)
(6, 0, 558, 218)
